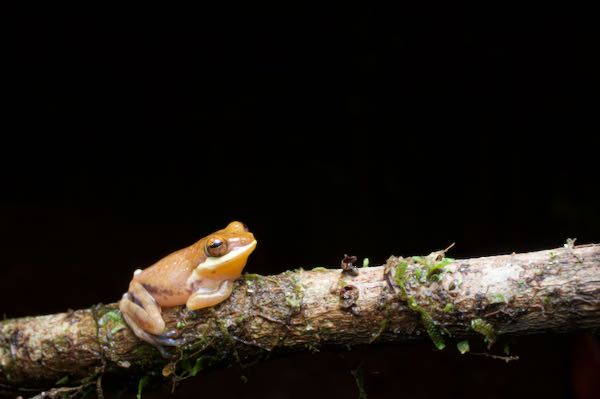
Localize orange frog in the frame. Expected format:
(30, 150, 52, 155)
(119, 221, 257, 347)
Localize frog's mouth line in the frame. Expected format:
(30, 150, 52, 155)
(198, 240, 257, 271)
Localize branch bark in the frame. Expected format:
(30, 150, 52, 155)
(1, 244, 599, 396)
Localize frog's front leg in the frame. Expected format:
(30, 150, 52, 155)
(186, 280, 234, 310)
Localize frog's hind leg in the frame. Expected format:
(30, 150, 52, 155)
(119, 282, 188, 354)
(119, 281, 165, 335)
(119, 302, 164, 344)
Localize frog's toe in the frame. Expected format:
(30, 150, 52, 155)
(147, 336, 187, 359)
(160, 328, 180, 338)
(154, 344, 177, 359)
(153, 336, 183, 347)
(152, 333, 190, 347)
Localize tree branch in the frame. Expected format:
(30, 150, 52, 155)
(1, 244, 599, 396)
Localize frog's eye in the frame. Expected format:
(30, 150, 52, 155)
(205, 236, 228, 257)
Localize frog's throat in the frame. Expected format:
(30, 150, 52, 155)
(196, 240, 257, 275)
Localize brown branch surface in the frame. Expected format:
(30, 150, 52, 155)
(1, 244, 600, 396)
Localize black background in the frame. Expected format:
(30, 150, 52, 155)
(3, 5, 599, 398)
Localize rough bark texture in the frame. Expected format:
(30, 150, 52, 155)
(1, 244, 599, 396)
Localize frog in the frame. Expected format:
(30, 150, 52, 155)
(119, 221, 257, 348)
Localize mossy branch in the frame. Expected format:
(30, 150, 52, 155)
(1, 244, 600, 397)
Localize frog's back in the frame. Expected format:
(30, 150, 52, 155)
(134, 244, 202, 307)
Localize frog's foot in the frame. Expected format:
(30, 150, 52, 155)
(149, 334, 193, 358)
(152, 329, 192, 347)
(119, 298, 180, 358)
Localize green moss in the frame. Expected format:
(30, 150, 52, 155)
(393, 260, 409, 294)
(137, 375, 150, 399)
(471, 319, 496, 346)
(285, 294, 301, 310)
(176, 320, 187, 329)
(175, 345, 225, 381)
(351, 366, 368, 399)
(183, 356, 206, 378)
(411, 256, 426, 265)
(305, 342, 320, 353)
(369, 318, 389, 343)
(311, 267, 329, 272)
(392, 254, 452, 350)
(55, 375, 69, 385)
(244, 273, 280, 289)
(244, 273, 261, 281)
(97, 309, 126, 338)
(411, 254, 454, 281)
(98, 310, 124, 327)
(457, 340, 470, 354)
(442, 303, 453, 313)
(422, 317, 446, 350)
(408, 297, 446, 350)
(285, 274, 304, 311)
(542, 296, 551, 306)
(414, 267, 425, 282)
(362, 258, 370, 268)
(487, 293, 506, 304)
(426, 258, 453, 280)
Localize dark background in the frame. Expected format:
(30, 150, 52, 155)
(3, 5, 599, 398)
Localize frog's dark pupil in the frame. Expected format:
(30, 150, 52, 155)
(209, 240, 222, 249)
